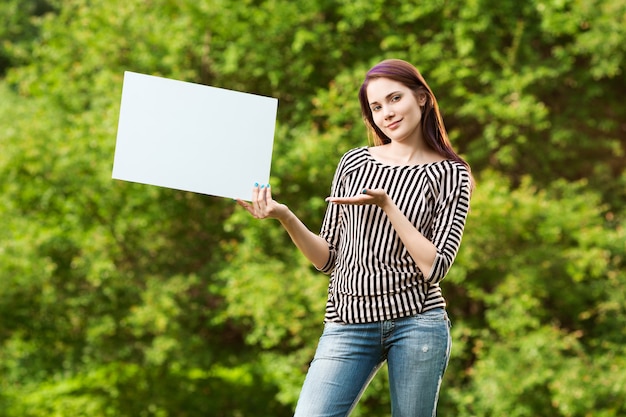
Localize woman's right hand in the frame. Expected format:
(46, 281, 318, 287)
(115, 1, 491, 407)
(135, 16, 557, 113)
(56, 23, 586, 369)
(237, 183, 330, 268)
(236, 183, 288, 220)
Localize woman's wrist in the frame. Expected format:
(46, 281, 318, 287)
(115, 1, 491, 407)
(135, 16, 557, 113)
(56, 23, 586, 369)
(276, 204, 294, 224)
(378, 193, 394, 211)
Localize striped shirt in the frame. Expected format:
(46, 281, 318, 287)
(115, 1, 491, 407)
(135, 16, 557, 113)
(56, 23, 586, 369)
(318, 147, 471, 324)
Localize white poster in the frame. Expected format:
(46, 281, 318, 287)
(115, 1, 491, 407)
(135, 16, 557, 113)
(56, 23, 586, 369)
(112, 71, 278, 200)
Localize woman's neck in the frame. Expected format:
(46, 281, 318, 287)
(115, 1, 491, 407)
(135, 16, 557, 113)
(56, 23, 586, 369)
(374, 139, 442, 166)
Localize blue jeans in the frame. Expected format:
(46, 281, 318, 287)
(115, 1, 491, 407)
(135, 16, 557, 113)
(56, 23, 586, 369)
(294, 309, 451, 417)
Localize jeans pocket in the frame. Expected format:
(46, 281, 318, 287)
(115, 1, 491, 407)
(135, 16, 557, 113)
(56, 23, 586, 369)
(414, 308, 448, 323)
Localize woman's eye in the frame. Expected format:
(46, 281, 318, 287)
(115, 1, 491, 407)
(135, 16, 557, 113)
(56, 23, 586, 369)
(391, 95, 401, 102)
(371, 105, 381, 112)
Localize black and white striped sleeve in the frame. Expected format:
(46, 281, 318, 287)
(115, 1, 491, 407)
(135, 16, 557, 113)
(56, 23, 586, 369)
(424, 162, 471, 283)
(316, 152, 351, 274)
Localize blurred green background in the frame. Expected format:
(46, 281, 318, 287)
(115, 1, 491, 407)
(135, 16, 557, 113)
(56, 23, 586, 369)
(1, 0, 625, 415)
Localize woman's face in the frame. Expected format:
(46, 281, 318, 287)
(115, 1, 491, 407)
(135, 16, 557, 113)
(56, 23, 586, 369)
(366, 78, 426, 145)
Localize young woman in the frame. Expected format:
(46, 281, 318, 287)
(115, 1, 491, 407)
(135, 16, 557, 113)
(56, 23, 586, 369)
(237, 59, 472, 417)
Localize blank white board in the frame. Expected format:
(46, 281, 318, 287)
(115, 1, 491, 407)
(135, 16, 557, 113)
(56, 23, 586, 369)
(112, 71, 278, 200)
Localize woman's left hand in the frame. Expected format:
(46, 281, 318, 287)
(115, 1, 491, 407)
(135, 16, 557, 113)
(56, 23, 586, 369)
(325, 188, 390, 208)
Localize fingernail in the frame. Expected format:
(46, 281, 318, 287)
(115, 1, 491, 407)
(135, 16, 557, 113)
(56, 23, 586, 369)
(362, 189, 367, 194)
(260, 184, 265, 189)
(254, 182, 259, 187)
(267, 183, 271, 188)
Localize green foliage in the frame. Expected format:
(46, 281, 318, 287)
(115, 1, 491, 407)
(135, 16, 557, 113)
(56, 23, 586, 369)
(0, 0, 54, 74)
(0, 0, 624, 415)
(443, 171, 626, 416)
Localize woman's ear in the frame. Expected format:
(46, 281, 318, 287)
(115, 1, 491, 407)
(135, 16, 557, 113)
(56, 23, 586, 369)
(418, 92, 428, 106)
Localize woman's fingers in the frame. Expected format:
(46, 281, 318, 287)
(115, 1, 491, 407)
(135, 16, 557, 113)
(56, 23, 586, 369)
(236, 199, 258, 219)
(265, 184, 272, 203)
(256, 184, 267, 212)
(251, 183, 260, 207)
(325, 188, 386, 206)
(244, 183, 272, 218)
(326, 195, 374, 205)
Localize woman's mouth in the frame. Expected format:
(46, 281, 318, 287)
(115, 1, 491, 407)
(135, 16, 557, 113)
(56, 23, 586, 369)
(387, 119, 402, 130)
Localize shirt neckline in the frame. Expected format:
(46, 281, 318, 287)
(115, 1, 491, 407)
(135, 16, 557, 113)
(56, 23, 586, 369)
(362, 146, 450, 169)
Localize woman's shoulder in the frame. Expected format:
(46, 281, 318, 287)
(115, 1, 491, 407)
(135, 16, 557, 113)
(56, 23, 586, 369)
(427, 160, 472, 195)
(340, 146, 368, 159)
(336, 146, 369, 167)
(425, 158, 469, 175)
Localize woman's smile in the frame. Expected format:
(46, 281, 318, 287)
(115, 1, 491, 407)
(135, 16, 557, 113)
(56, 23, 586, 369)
(386, 119, 402, 130)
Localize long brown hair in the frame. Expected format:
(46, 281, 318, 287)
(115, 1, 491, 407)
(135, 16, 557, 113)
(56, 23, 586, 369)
(358, 59, 471, 175)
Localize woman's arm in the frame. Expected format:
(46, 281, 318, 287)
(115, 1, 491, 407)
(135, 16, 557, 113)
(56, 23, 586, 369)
(326, 189, 436, 275)
(378, 195, 438, 275)
(237, 184, 330, 269)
